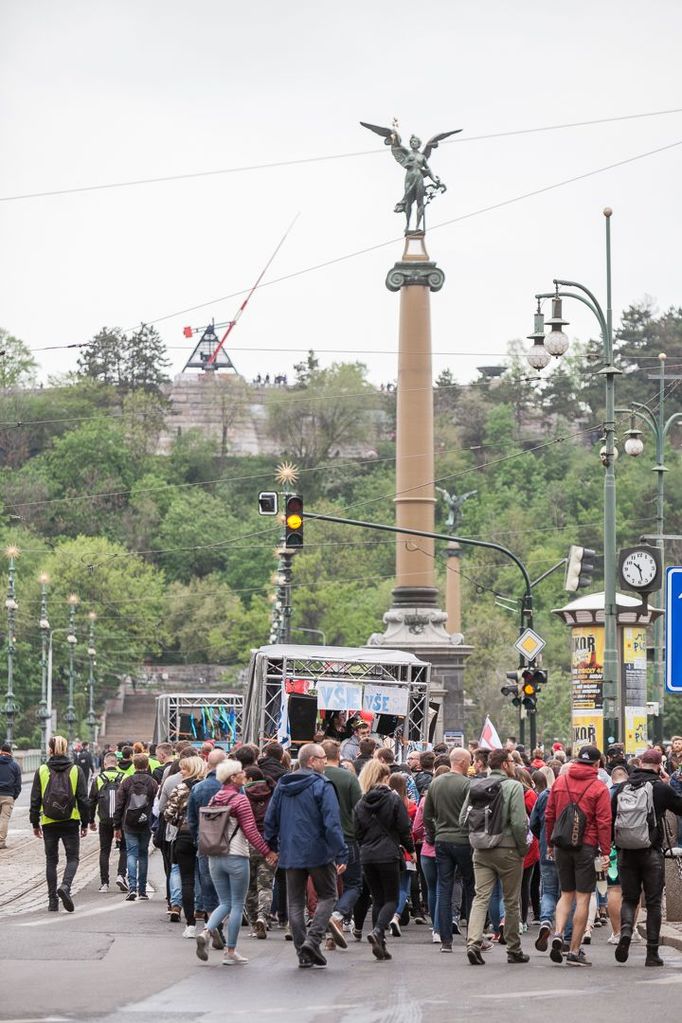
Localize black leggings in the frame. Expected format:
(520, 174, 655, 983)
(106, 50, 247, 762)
(521, 864, 536, 924)
(173, 832, 197, 926)
(363, 861, 401, 939)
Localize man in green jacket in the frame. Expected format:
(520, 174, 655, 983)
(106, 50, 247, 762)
(424, 747, 473, 952)
(323, 739, 362, 948)
(459, 747, 529, 965)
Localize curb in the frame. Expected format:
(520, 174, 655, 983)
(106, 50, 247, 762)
(656, 922, 682, 952)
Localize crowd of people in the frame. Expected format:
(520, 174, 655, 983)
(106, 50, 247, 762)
(21, 724, 682, 971)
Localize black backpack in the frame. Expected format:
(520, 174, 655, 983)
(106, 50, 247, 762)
(551, 779, 598, 851)
(463, 776, 506, 849)
(75, 750, 91, 774)
(97, 771, 124, 825)
(124, 779, 152, 831)
(43, 766, 77, 821)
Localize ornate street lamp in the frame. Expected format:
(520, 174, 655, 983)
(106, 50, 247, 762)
(38, 573, 51, 760)
(3, 546, 19, 745)
(529, 208, 621, 742)
(65, 594, 79, 747)
(86, 612, 97, 743)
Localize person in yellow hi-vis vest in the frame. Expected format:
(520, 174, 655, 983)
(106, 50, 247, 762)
(29, 735, 89, 912)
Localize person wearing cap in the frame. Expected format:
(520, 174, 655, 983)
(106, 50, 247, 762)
(0, 742, 21, 849)
(340, 719, 371, 762)
(544, 745, 612, 967)
(610, 747, 682, 967)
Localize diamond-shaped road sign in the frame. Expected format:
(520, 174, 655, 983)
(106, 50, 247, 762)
(514, 628, 546, 663)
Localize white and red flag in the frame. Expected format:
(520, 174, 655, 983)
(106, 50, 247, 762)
(478, 716, 502, 751)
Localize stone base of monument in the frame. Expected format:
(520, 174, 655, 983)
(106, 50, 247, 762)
(368, 605, 472, 740)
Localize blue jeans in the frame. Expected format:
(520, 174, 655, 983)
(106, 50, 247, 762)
(334, 839, 362, 919)
(539, 860, 560, 925)
(396, 867, 412, 915)
(421, 853, 439, 927)
(436, 841, 475, 945)
(489, 878, 505, 931)
(124, 828, 150, 895)
(207, 854, 250, 949)
(169, 864, 182, 907)
(197, 853, 218, 916)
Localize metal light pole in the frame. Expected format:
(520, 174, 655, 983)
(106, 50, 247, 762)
(38, 574, 51, 760)
(619, 352, 682, 742)
(86, 611, 97, 743)
(530, 208, 621, 742)
(3, 546, 19, 745)
(65, 594, 79, 748)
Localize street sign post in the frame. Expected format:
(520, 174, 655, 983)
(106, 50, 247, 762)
(665, 567, 682, 693)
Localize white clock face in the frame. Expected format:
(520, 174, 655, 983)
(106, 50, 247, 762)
(622, 550, 658, 588)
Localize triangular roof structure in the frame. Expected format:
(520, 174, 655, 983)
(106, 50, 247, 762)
(183, 322, 236, 372)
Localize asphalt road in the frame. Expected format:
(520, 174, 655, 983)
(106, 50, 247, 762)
(3, 835, 682, 1023)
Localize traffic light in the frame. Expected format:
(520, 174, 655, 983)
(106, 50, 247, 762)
(520, 667, 548, 711)
(564, 545, 596, 592)
(258, 491, 278, 515)
(501, 670, 523, 706)
(284, 494, 304, 548)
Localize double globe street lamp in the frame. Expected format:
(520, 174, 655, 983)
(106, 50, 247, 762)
(527, 208, 621, 743)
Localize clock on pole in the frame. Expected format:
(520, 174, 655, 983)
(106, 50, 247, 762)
(618, 545, 662, 593)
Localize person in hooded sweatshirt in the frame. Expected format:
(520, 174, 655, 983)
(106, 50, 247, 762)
(243, 765, 276, 938)
(264, 742, 348, 969)
(354, 759, 414, 962)
(30, 734, 89, 912)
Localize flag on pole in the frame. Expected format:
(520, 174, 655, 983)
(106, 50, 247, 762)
(478, 715, 502, 751)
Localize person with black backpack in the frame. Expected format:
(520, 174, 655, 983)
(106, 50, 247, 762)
(544, 745, 612, 967)
(88, 751, 127, 892)
(74, 741, 94, 788)
(459, 747, 530, 966)
(29, 734, 89, 912)
(113, 753, 158, 902)
(611, 747, 682, 967)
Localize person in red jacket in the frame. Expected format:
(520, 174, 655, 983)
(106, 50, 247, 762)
(544, 745, 612, 967)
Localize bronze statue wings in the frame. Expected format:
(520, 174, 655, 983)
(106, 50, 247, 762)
(422, 130, 462, 160)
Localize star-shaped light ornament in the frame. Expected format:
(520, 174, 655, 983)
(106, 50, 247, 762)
(275, 462, 299, 487)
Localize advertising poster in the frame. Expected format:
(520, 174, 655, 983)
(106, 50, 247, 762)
(625, 706, 648, 755)
(571, 625, 604, 710)
(572, 711, 604, 754)
(623, 626, 648, 708)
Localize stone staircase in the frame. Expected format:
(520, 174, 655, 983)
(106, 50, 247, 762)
(99, 693, 158, 746)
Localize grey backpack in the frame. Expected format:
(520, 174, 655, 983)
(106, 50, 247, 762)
(614, 781, 655, 849)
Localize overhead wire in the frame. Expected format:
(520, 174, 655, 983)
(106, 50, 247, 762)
(2, 105, 681, 204)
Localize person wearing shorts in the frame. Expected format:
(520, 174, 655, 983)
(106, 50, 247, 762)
(544, 746, 612, 967)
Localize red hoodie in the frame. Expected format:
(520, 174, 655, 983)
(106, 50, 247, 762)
(545, 763, 611, 855)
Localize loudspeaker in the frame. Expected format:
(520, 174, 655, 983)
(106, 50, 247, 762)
(288, 694, 318, 742)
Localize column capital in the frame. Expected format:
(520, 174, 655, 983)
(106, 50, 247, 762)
(386, 261, 445, 293)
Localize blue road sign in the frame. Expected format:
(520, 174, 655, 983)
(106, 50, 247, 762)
(666, 567, 682, 692)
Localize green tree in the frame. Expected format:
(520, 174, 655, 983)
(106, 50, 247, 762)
(266, 362, 377, 468)
(77, 327, 126, 387)
(124, 323, 171, 393)
(0, 329, 38, 389)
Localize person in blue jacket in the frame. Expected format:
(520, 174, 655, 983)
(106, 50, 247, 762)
(264, 742, 347, 969)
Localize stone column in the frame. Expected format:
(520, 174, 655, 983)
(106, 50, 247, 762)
(368, 231, 472, 738)
(445, 544, 462, 635)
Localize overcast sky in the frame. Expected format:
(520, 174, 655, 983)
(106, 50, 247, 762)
(2, 0, 681, 389)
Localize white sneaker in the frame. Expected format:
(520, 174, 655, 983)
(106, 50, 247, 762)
(432, 931, 441, 943)
(183, 925, 196, 939)
(116, 875, 128, 893)
(223, 950, 248, 965)
(608, 932, 620, 944)
(98, 883, 109, 893)
(631, 929, 643, 943)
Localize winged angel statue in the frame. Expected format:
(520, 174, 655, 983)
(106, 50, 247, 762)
(361, 120, 461, 232)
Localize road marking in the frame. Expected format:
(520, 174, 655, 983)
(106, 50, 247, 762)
(638, 973, 682, 985)
(18, 899, 140, 926)
(476, 988, 591, 999)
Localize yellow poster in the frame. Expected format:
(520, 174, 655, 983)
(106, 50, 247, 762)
(572, 711, 604, 754)
(625, 706, 648, 755)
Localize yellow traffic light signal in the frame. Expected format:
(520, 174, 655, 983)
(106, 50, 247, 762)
(285, 495, 303, 548)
